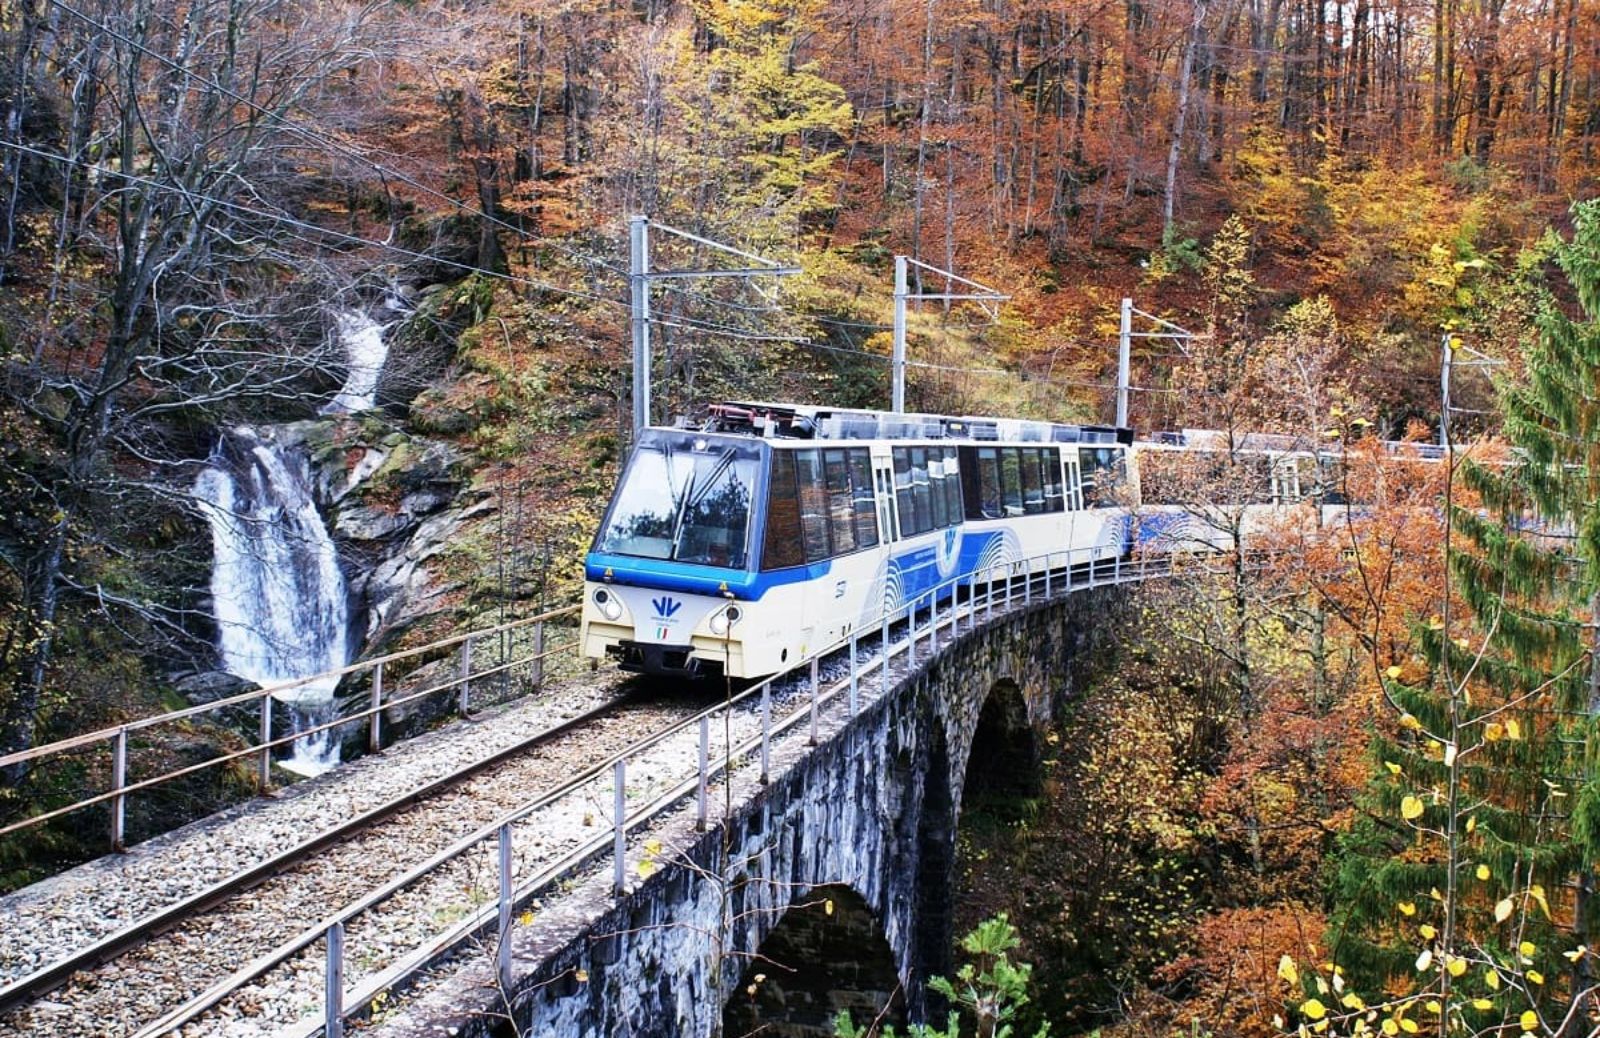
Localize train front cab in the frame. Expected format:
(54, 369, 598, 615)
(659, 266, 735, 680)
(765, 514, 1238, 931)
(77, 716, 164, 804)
(582, 430, 765, 678)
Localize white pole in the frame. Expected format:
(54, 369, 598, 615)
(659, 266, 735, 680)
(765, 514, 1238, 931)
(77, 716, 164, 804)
(892, 255, 908, 413)
(1439, 333, 1452, 448)
(1117, 297, 1133, 428)
(630, 215, 651, 438)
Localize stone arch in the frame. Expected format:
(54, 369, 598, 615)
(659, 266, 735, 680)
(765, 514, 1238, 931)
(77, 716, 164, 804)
(961, 678, 1040, 814)
(909, 720, 955, 1009)
(722, 883, 903, 1038)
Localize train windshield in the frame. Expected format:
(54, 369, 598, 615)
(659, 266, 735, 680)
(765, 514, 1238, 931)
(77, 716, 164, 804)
(596, 434, 760, 568)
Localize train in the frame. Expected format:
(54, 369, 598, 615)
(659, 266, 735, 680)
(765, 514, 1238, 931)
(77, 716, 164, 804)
(579, 402, 1437, 679)
(581, 401, 1136, 679)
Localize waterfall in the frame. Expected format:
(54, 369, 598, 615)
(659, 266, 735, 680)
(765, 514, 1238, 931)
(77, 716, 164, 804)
(322, 301, 400, 414)
(194, 427, 351, 775)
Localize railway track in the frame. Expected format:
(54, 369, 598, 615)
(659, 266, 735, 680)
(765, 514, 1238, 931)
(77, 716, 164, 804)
(0, 673, 708, 1038)
(0, 558, 1162, 1038)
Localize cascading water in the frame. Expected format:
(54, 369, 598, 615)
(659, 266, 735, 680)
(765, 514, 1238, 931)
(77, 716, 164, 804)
(194, 427, 352, 775)
(323, 300, 402, 414)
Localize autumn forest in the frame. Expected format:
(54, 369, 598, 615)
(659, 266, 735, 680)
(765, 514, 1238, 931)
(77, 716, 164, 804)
(5, 0, 1600, 1034)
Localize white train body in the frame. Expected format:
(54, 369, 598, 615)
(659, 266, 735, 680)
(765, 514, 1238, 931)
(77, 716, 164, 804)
(581, 403, 1136, 679)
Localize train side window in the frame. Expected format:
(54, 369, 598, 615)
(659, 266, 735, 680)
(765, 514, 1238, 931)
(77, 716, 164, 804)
(943, 447, 962, 525)
(823, 448, 858, 555)
(1042, 448, 1064, 512)
(1020, 448, 1045, 515)
(910, 447, 933, 535)
(848, 450, 879, 549)
(927, 450, 949, 529)
(967, 447, 1001, 519)
(1000, 448, 1024, 517)
(761, 450, 804, 570)
(893, 449, 915, 538)
(1079, 446, 1126, 508)
(795, 449, 832, 562)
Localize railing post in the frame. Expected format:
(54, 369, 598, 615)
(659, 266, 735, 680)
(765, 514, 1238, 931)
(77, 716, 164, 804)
(1045, 554, 1053, 597)
(929, 590, 938, 651)
(987, 567, 996, 619)
(458, 636, 473, 717)
(368, 661, 384, 754)
(809, 658, 820, 746)
(1005, 565, 1013, 608)
(324, 921, 345, 1038)
(258, 695, 273, 791)
(760, 683, 771, 784)
(849, 632, 859, 714)
(908, 601, 918, 668)
(697, 716, 709, 829)
(1115, 554, 1122, 582)
(1025, 560, 1033, 604)
(110, 729, 127, 852)
(498, 823, 513, 993)
(882, 614, 890, 694)
(613, 759, 627, 896)
(531, 621, 545, 691)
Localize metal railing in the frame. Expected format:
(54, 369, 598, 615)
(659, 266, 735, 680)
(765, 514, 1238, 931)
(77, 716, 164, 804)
(0, 600, 583, 851)
(240, 544, 1168, 1038)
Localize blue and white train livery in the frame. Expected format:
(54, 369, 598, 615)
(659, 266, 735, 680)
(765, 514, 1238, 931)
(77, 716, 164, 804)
(581, 402, 1135, 679)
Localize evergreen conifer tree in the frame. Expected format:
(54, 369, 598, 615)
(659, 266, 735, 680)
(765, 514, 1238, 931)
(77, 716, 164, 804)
(1319, 202, 1600, 1036)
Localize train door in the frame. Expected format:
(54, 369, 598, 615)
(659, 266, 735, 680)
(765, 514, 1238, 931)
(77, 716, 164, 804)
(873, 458, 900, 544)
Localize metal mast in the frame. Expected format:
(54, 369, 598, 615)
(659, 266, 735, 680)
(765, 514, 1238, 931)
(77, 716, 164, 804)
(627, 216, 800, 439)
(891, 256, 1008, 413)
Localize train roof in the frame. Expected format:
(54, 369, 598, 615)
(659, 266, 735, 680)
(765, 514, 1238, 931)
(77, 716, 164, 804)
(689, 400, 1132, 446)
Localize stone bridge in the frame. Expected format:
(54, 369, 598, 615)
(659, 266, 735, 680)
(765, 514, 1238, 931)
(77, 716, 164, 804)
(386, 583, 1131, 1038)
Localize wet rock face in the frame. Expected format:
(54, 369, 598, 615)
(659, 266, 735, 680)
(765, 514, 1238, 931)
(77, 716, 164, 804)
(285, 417, 481, 651)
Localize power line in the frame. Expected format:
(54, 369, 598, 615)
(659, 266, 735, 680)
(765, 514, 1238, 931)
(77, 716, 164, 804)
(0, 139, 632, 313)
(40, 0, 631, 283)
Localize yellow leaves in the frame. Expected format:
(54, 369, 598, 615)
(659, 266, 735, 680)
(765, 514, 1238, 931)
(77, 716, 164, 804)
(1381, 1019, 1399, 1036)
(1301, 998, 1328, 1021)
(1401, 796, 1426, 821)
(574, 968, 589, 983)
(824, 898, 834, 916)
(1415, 949, 1434, 972)
(635, 859, 657, 879)
(1485, 968, 1502, 991)
(1494, 898, 1515, 923)
(1466, 815, 1477, 834)
(1400, 713, 1423, 731)
(518, 910, 535, 926)
(1446, 956, 1467, 978)
(1397, 901, 1417, 916)
(1530, 885, 1551, 918)
(1527, 969, 1545, 985)
(1563, 945, 1588, 963)
(1471, 999, 1493, 1011)
(1419, 924, 1437, 940)
(1484, 722, 1505, 742)
(1279, 956, 1301, 985)
(1385, 665, 1403, 680)
(1520, 941, 1537, 956)
(1506, 718, 1523, 740)
(1385, 761, 1403, 775)
(1520, 1011, 1538, 1031)
(1398, 1017, 1419, 1033)
(643, 839, 663, 856)
(1475, 864, 1491, 881)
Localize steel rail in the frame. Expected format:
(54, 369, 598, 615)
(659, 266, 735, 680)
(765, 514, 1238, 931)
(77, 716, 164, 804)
(137, 547, 1171, 1038)
(0, 682, 634, 1013)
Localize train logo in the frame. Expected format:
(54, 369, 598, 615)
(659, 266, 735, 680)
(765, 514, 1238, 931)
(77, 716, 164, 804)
(651, 596, 682, 640)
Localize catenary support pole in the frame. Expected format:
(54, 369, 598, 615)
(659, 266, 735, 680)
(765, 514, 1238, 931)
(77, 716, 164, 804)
(1117, 297, 1133, 428)
(892, 255, 908, 413)
(630, 216, 651, 439)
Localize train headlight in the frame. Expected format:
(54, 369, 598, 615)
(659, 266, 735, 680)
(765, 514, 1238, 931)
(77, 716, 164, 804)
(708, 604, 742, 637)
(592, 587, 623, 622)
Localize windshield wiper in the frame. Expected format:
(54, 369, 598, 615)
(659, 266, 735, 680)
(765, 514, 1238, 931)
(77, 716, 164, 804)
(669, 449, 736, 560)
